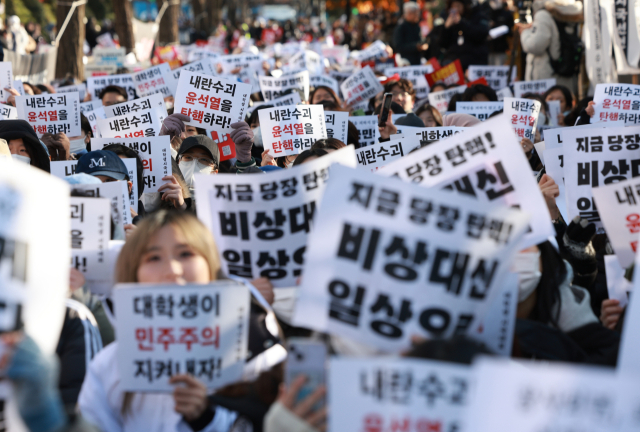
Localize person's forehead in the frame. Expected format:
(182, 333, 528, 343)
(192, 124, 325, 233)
(184, 146, 211, 157)
(103, 92, 125, 100)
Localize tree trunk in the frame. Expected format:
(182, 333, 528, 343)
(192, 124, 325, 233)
(55, 1, 85, 80)
(191, 0, 205, 33)
(113, 0, 134, 53)
(157, 0, 179, 45)
(205, 0, 219, 34)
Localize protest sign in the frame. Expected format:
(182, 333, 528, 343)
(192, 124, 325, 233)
(383, 65, 435, 99)
(355, 136, 421, 172)
(131, 63, 178, 98)
(50, 160, 80, 179)
(259, 70, 310, 102)
(562, 125, 640, 227)
(93, 47, 126, 67)
(592, 83, 640, 124)
(0, 159, 69, 354)
(172, 59, 218, 83)
(428, 85, 466, 113)
(87, 74, 138, 100)
(92, 136, 172, 193)
(103, 93, 168, 124)
(398, 126, 467, 144)
(513, 78, 556, 98)
(604, 255, 631, 307)
(456, 101, 504, 121)
(246, 92, 302, 117)
(174, 71, 251, 133)
(292, 164, 529, 351)
(425, 60, 464, 87)
(592, 177, 640, 267)
(57, 83, 87, 101)
(84, 64, 118, 77)
(340, 66, 384, 107)
(0, 103, 17, 120)
(15, 92, 81, 137)
(258, 104, 327, 156)
(503, 97, 541, 140)
(194, 146, 357, 288)
(309, 75, 340, 94)
(322, 46, 350, 66)
(187, 48, 221, 63)
(496, 86, 513, 101)
(0, 61, 12, 103)
(330, 70, 352, 86)
(542, 147, 569, 222)
(287, 50, 323, 76)
(122, 158, 139, 213)
(70, 180, 132, 231)
(618, 238, 640, 373)
(70, 197, 111, 289)
(351, 41, 387, 63)
(379, 115, 555, 249)
(80, 100, 102, 114)
(85, 107, 106, 138)
(325, 110, 349, 143)
(114, 282, 250, 392)
(96, 108, 162, 139)
(351, 115, 381, 147)
(329, 358, 471, 432)
(546, 99, 561, 127)
(219, 53, 264, 75)
(467, 66, 516, 91)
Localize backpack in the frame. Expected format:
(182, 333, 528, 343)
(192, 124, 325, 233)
(547, 18, 584, 77)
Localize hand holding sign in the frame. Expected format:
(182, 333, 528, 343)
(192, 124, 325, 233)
(160, 113, 191, 139)
(170, 374, 209, 422)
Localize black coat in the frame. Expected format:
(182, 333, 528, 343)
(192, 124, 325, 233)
(0, 119, 50, 172)
(440, 6, 491, 70)
(393, 20, 424, 65)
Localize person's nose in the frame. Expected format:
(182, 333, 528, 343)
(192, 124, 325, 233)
(164, 259, 185, 284)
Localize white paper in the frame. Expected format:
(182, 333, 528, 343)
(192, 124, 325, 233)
(383, 65, 435, 99)
(355, 136, 421, 172)
(428, 85, 466, 114)
(350, 115, 381, 147)
(85, 107, 106, 138)
(0, 103, 18, 120)
(543, 146, 569, 222)
(467, 66, 515, 91)
(87, 74, 137, 100)
(96, 108, 162, 139)
(259, 70, 310, 102)
(258, 104, 327, 157)
(325, 110, 349, 143)
(57, 83, 87, 101)
(15, 92, 81, 137)
(70, 180, 131, 231)
(592, 83, 640, 124)
(604, 255, 631, 307)
(131, 63, 178, 98)
(503, 97, 541, 141)
(456, 101, 504, 121)
(80, 99, 103, 114)
(340, 66, 384, 107)
(513, 78, 556, 98)
(546, 99, 561, 127)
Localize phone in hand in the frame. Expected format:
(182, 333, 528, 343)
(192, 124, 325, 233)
(378, 92, 394, 127)
(284, 338, 327, 408)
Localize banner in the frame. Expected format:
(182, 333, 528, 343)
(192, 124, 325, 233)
(425, 60, 464, 87)
(3, 48, 57, 85)
(603, 0, 640, 73)
(258, 104, 327, 156)
(583, 0, 615, 89)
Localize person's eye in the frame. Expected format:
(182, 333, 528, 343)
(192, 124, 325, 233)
(179, 250, 195, 259)
(143, 254, 161, 263)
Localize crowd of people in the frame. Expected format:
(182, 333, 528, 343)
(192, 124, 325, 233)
(0, 0, 638, 430)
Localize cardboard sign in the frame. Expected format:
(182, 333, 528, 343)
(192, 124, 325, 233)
(103, 93, 168, 123)
(355, 136, 421, 172)
(456, 101, 504, 121)
(513, 78, 556, 98)
(329, 358, 471, 432)
(428, 85, 466, 114)
(85, 107, 106, 138)
(174, 71, 251, 133)
(503, 97, 541, 140)
(91, 136, 172, 193)
(0, 103, 18, 120)
(562, 125, 640, 228)
(592, 83, 640, 124)
(15, 92, 81, 137)
(87, 74, 137, 101)
(0, 159, 69, 355)
(57, 83, 87, 101)
(340, 66, 384, 107)
(467, 66, 516, 91)
(351, 115, 381, 147)
(325, 111, 349, 143)
(114, 282, 250, 392)
(131, 63, 178, 98)
(425, 60, 464, 87)
(309, 75, 340, 95)
(194, 146, 357, 288)
(259, 70, 310, 102)
(592, 176, 640, 267)
(383, 65, 436, 99)
(70, 196, 111, 289)
(258, 104, 328, 157)
(292, 164, 529, 351)
(378, 115, 555, 249)
(96, 108, 162, 139)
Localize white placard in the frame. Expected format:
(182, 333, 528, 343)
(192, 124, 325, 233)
(350, 115, 381, 147)
(258, 104, 327, 156)
(50, 160, 79, 179)
(85, 107, 106, 138)
(93, 47, 126, 67)
(456, 102, 504, 121)
(0, 103, 18, 120)
(592, 177, 640, 267)
(355, 136, 421, 172)
(80, 99, 103, 114)
(194, 146, 357, 288)
(513, 78, 556, 98)
(351, 40, 388, 63)
(467, 66, 516, 91)
(87, 74, 137, 101)
(495, 86, 513, 101)
(103, 93, 168, 123)
(0, 62, 13, 103)
(259, 70, 310, 102)
(292, 164, 530, 351)
(131, 63, 178, 98)
(187, 48, 221, 63)
(96, 108, 162, 139)
(70, 180, 132, 230)
(325, 110, 349, 143)
(592, 83, 640, 124)
(379, 115, 555, 249)
(91, 136, 172, 194)
(428, 85, 466, 114)
(329, 358, 471, 432)
(383, 65, 435, 99)
(57, 83, 87, 101)
(340, 66, 384, 107)
(174, 71, 251, 133)
(70, 197, 111, 288)
(114, 282, 250, 392)
(287, 50, 323, 76)
(400, 126, 467, 143)
(503, 97, 541, 141)
(618, 233, 640, 372)
(562, 125, 640, 228)
(15, 92, 81, 137)
(546, 99, 561, 127)
(218, 53, 264, 75)
(309, 75, 340, 94)
(604, 255, 631, 307)
(542, 146, 569, 222)
(123, 158, 138, 214)
(246, 92, 302, 117)
(172, 59, 218, 82)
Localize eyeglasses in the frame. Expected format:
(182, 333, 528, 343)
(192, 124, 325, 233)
(181, 154, 217, 168)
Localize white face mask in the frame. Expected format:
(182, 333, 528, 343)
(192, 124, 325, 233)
(141, 192, 162, 213)
(11, 154, 30, 164)
(170, 147, 178, 159)
(166, 101, 174, 110)
(512, 251, 542, 302)
(179, 159, 213, 188)
(538, 112, 547, 126)
(252, 126, 263, 147)
(69, 137, 86, 154)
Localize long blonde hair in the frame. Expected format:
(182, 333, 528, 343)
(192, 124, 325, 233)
(115, 210, 223, 284)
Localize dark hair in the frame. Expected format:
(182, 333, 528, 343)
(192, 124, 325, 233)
(311, 138, 346, 151)
(292, 148, 328, 166)
(347, 121, 361, 148)
(430, 82, 447, 93)
(320, 100, 342, 112)
(384, 78, 416, 99)
(543, 85, 574, 109)
(563, 96, 593, 126)
(310, 85, 343, 106)
(373, 101, 406, 115)
(530, 241, 567, 328)
(23, 82, 41, 95)
(98, 85, 128, 101)
(462, 84, 497, 102)
(445, 0, 472, 16)
(35, 84, 49, 94)
(521, 92, 549, 117)
(80, 113, 92, 137)
(415, 104, 443, 126)
(103, 144, 145, 198)
(404, 336, 494, 364)
(246, 104, 274, 127)
(447, 93, 464, 111)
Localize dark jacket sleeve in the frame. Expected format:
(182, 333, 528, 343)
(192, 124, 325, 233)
(393, 23, 419, 55)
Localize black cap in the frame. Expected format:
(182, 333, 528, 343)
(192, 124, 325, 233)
(76, 150, 130, 181)
(178, 135, 220, 166)
(396, 113, 426, 128)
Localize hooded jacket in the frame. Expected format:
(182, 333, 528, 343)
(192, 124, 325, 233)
(520, 0, 583, 90)
(0, 119, 50, 172)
